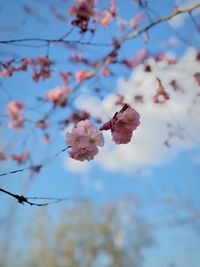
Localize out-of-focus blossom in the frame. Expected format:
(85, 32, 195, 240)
(31, 56, 52, 82)
(46, 87, 71, 107)
(36, 120, 49, 130)
(100, 67, 112, 77)
(153, 78, 170, 104)
(0, 152, 6, 161)
(98, 10, 113, 27)
(69, 0, 95, 32)
(7, 101, 23, 120)
(8, 116, 25, 130)
(7, 101, 25, 130)
(75, 70, 92, 83)
(137, 49, 147, 61)
(11, 151, 30, 164)
(194, 73, 200, 86)
(130, 12, 142, 28)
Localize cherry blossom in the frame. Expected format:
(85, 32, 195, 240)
(98, 10, 113, 27)
(8, 117, 25, 131)
(45, 87, 71, 107)
(100, 104, 140, 144)
(0, 152, 6, 161)
(7, 101, 25, 130)
(31, 56, 52, 82)
(130, 12, 142, 28)
(194, 73, 200, 86)
(153, 78, 170, 104)
(7, 101, 23, 120)
(11, 151, 30, 164)
(75, 70, 92, 83)
(66, 119, 104, 161)
(69, 0, 95, 32)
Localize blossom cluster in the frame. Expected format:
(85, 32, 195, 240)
(66, 119, 104, 161)
(0, 57, 52, 82)
(66, 104, 140, 161)
(7, 101, 25, 130)
(69, 0, 95, 32)
(0, 150, 30, 164)
(100, 104, 140, 144)
(45, 87, 71, 107)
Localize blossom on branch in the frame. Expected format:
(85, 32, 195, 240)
(45, 87, 71, 107)
(69, 0, 95, 32)
(66, 119, 104, 161)
(7, 101, 23, 120)
(11, 151, 30, 164)
(100, 104, 140, 144)
(75, 70, 93, 83)
(7, 101, 25, 130)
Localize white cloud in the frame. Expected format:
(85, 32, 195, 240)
(169, 0, 200, 28)
(64, 157, 90, 174)
(65, 48, 200, 173)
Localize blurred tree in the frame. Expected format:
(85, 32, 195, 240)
(24, 198, 152, 267)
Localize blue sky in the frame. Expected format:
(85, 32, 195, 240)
(0, 0, 200, 266)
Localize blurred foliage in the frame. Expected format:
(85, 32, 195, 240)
(0, 197, 153, 267)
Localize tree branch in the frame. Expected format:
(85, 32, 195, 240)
(0, 146, 70, 177)
(0, 187, 88, 206)
(119, 3, 200, 45)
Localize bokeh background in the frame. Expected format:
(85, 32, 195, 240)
(0, 0, 200, 266)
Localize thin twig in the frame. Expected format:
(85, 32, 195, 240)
(0, 187, 88, 206)
(0, 146, 70, 177)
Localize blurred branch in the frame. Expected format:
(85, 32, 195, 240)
(0, 146, 70, 177)
(0, 187, 88, 206)
(0, 3, 199, 49)
(119, 3, 200, 44)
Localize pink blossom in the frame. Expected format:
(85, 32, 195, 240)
(31, 56, 52, 82)
(112, 129, 133, 144)
(0, 152, 6, 161)
(69, 146, 98, 161)
(137, 49, 147, 61)
(7, 101, 25, 130)
(66, 119, 104, 161)
(35, 56, 52, 68)
(130, 13, 142, 28)
(69, 0, 95, 32)
(60, 71, 72, 85)
(153, 79, 170, 104)
(45, 87, 71, 107)
(194, 73, 200, 86)
(122, 58, 138, 69)
(11, 151, 30, 164)
(100, 104, 140, 144)
(196, 52, 200, 62)
(100, 67, 112, 77)
(98, 10, 113, 27)
(8, 116, 25, 130)
(75, 70, 92, 83)
(69, 0, 94, 18)
(7, 101, 23, 120)
(36, 120, 49, 130)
